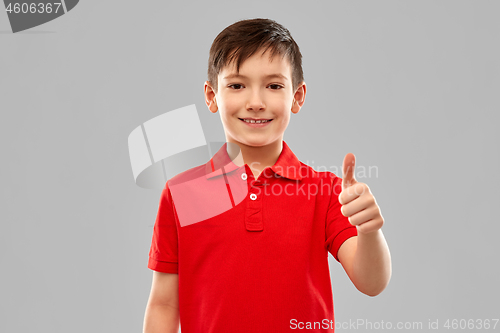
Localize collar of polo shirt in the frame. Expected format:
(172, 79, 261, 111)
(204, 140, 303, 181)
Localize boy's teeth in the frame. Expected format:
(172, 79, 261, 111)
(243, 119, 270, 123)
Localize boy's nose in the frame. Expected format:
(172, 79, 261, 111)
(247, 100, 266, 111)
(246, 92, 266, 111)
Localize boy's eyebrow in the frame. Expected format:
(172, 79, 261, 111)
(222, 73, 289, 81)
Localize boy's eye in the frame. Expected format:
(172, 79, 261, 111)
(227, 84, 283, 90)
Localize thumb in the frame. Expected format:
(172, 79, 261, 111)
(342, 153, 357, 191)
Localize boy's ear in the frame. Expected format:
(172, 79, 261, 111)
(291, 81, 306, 114)
(204, 81, 218, 113)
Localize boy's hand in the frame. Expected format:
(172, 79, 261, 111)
(338, 153, 384, 235)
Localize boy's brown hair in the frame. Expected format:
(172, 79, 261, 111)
(207, 18, 304, 94)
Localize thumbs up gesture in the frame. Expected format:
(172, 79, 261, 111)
(338, 153, 384, 235)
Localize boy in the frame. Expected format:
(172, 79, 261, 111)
(143, 18, 391, 333)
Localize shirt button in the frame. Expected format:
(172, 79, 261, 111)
(241, 173, 247, 180)
(250, 193, 257, 200)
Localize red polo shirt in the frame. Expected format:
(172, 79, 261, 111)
(148, 140, 357, 332)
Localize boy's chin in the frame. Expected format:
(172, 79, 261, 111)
(234, 137, 282, 148)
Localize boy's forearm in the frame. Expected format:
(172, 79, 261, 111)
(143, 303, 180, 333)
(352, 229, 392, 296)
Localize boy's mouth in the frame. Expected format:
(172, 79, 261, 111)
(238, 118, 273, 124)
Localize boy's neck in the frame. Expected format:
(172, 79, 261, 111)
(226, 139, 283, 178)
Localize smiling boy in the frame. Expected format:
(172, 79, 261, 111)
(143, 18, 391, 333)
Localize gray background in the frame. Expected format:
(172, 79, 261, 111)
(1, 1, 499, 332)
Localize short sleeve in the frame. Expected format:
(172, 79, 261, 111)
(148, 181, 179, 274)
(325, 175, 358, 262)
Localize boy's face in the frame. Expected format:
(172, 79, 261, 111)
(205, 49, 305, 149)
